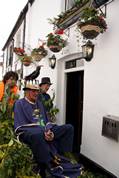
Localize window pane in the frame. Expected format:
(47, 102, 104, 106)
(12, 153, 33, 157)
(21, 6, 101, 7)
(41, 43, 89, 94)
(65, 0, 75, 10)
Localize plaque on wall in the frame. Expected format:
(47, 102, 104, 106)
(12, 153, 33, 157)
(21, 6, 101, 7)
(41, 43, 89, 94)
(65, 60, 76, 69)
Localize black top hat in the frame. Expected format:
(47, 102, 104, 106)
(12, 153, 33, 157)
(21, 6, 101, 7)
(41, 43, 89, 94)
(40, 77, 52, 86)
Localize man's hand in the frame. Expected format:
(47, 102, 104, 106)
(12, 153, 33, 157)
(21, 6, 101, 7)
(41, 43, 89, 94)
(44, 129, 54, 141)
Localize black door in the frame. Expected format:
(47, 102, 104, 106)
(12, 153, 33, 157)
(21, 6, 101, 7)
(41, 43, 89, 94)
(66, 71, 84, 152)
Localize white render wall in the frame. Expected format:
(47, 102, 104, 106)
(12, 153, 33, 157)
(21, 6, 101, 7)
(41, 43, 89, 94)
(24, 0, 62, 98)
(81, 0, 119, 177)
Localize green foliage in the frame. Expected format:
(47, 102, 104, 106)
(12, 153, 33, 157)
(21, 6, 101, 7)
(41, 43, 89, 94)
(79, 7, 107, 33)
(0, 90, 41, 178)
(41, 92, 59, 123)
(49, 107, 59, 118)
(0, 86, 19, 115)
(46, 33, 66, 48)
(0, 141, 36, 178)
(74, 0, 89, 7)
(31, 46, 47, 57)
(79, 170, 108, 178)
(47, 0, 89, 26)
(0, 96, 7, 114)
(44, 92, 55, 110)
(19, 55, 32, 62)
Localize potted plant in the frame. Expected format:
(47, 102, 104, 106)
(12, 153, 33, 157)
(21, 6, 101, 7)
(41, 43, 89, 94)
(19, 55, 32, 66)
(14, 47, 33, 67)
(13, 47, 25, 56)
(78, 7, 107, 39)
(46, 32, 66, 52)
(31, 45, 48, 61)
(48, 0, 89, 27)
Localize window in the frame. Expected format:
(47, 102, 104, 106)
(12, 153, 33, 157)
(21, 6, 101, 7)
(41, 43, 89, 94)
(6, 44, 14, 68)
(8, 46, 13, 66)
(93, 0, 110, 7)
(65, 0, 75, 10)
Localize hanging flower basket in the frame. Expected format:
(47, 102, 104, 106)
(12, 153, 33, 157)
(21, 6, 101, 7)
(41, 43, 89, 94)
(14, 47, 33, 66)
(13, 47, 25, 56)
(79, 24, 101, 39)
(31, 46, 47, 61)
(78, 7, 107, 39)
(46, 33, 66, 53)
(22, 60, 31, 66)
(31, 53, 45, 61)
(21, 55, 32, 67)
(49, 45, 62, 53)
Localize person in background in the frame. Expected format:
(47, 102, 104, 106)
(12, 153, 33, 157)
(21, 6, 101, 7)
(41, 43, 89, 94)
(39, 77, 53, 112)
(14, 80, 74, 177)
(39, 77, 52, 100)
(0, 71, 19, 108)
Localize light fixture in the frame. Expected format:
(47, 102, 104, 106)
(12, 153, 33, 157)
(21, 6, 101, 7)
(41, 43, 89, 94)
(82, 40, 94, 62)
(49, 54, 56, 69)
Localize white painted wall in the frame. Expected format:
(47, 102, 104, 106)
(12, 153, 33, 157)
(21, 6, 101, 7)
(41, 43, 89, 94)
(81, 1, 119, 177)
(24, 0, 62, 100)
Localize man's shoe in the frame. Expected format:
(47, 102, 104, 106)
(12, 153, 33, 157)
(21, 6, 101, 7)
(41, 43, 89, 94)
(40, 169, 47, 178)
(32, 164, 40, 174)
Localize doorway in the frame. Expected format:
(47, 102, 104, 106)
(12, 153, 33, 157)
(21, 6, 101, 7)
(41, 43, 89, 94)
(66, 71, 84, 152)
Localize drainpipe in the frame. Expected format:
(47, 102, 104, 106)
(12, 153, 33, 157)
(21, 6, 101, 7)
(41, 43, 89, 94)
(20, 16, 26, 79)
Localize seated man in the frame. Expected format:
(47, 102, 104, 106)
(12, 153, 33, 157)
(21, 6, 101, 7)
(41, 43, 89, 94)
(14, 80, 74, 177)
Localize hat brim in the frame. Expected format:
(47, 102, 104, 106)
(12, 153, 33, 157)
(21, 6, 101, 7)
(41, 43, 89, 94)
(23, 87, 40, 91)
(23, 84, 40, 91)
(39, 82, 52, 86)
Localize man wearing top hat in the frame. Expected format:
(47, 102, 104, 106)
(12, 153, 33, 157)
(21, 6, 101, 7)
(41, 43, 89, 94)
(14, 80, 74, 177)
(39, 77, 53, 113)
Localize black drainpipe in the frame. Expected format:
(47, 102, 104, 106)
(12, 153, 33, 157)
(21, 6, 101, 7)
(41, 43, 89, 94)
(20, 15, 26, 79)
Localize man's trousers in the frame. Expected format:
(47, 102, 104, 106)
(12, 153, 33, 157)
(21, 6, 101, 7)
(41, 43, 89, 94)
(19, 124, 74, 165)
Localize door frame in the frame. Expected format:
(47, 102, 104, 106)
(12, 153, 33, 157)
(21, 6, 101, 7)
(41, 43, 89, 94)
(56, 53, 84, 125)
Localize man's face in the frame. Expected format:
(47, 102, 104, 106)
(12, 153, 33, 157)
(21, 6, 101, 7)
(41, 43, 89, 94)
(40, 84, 50, 93)
(27, 89, 39, 102)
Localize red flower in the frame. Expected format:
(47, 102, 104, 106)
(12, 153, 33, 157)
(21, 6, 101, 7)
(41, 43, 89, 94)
(55, 29, 64, 35)
(13, 47, 25, 56)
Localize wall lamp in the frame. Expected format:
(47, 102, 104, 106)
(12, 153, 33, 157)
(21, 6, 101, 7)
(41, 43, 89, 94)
(81, 40, 95, 62)
(49, 54, 56, 69)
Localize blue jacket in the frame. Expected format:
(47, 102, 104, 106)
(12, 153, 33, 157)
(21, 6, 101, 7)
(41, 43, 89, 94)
(14, 98, 48, 131)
